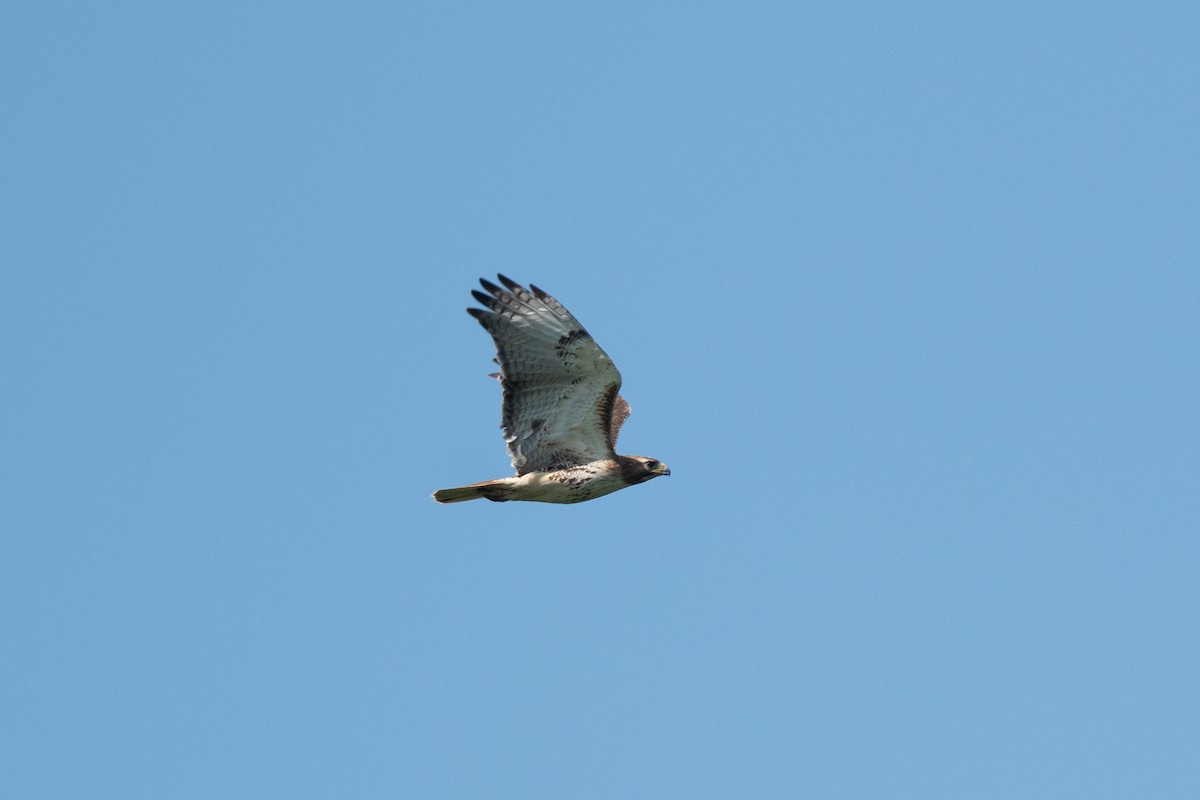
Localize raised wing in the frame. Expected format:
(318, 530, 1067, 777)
(468, 275, 627, 474)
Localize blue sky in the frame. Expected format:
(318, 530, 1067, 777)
(3, 1, 1198, 796)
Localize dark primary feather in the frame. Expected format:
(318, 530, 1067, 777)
(467, 275, 628, 474)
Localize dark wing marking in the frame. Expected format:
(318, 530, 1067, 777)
(608, 393, 631, 451)
(468, 275, 625, 474)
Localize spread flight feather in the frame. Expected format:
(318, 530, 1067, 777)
(433, 275, 669, 504)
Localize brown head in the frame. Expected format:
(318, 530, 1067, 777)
(617, 455, 671, 486)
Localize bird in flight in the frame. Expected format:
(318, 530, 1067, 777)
(433, 275, 670, 504)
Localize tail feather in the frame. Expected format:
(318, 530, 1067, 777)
(432, 479, 509, 504)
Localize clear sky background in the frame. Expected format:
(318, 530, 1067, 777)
(3, 1, 1198, 797)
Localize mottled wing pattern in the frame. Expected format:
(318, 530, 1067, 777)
(468, 275, 625, 474)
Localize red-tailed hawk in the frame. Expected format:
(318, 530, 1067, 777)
(433, 275, 670, 504)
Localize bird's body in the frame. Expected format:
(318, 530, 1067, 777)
(433, 276, 669, 505)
